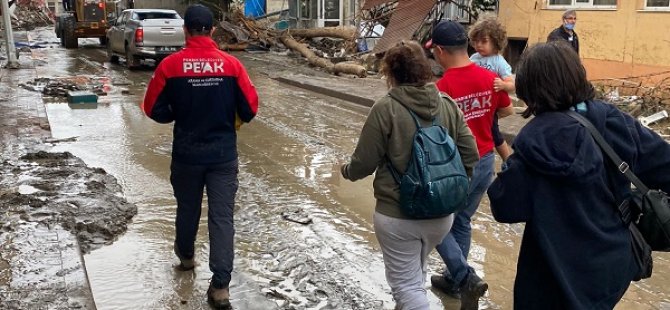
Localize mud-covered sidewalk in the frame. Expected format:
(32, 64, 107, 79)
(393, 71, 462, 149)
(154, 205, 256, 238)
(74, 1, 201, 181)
(0, 50, 136, 308)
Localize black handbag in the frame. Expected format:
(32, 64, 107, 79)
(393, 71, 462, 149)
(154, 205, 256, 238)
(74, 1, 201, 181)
(567, 110, 670, 279)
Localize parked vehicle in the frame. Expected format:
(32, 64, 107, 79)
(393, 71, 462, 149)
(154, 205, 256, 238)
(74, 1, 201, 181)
(55, 0, 112, 49)
(106, 9, 185, 69)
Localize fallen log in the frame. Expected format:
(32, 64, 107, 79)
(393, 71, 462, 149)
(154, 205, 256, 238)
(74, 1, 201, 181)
(280, 35, 368, 78)
(287, 27, 356, 40)
(333, 63, 367, 78)
(280, 35, 334, 72)
(218, 42, 249, 51)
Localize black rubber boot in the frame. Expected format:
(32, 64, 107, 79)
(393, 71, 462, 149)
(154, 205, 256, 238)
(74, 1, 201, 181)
(430, 275, 461, 299)
(173, 242, 195, 271)
(459, 272, 488, 310)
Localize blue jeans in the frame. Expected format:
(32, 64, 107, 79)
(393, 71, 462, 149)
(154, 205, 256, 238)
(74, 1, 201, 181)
(435, 151, 494, 287)
(171, 159, 239, 289)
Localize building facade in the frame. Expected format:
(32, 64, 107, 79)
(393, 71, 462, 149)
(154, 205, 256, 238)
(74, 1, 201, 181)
(499, 0, 670, 80)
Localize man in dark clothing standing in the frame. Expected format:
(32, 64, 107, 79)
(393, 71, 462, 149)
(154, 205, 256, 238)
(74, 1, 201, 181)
(547, 9, 579, 54)
(142, 4, 258, 309)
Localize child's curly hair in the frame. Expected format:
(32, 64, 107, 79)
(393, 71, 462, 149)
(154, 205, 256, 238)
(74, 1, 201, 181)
(381, 40, 432, 88)
(468, 16, 508, 53)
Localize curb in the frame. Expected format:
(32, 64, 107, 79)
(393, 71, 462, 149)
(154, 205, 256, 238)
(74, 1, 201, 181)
(272, 76, 376, 107)
(271, 74, 527, 142)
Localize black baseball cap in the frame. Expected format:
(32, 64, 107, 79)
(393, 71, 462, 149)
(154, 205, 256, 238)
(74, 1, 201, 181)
(184, 4, 214, 32)
(424, 20, 468, 49)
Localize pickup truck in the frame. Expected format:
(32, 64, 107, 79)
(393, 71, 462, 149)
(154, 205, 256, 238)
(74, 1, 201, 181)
(106, 9, 185, 69)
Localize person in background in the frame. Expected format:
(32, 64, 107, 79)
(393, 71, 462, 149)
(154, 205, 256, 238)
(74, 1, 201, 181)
(487, 41, 670, 309)
(547, 9, 579, 54)
(468, 16, 515, 164)
(62, 0, 73, 11)
(141, 4, 258, 309)
(341, 40, 479, 310)
(426, 20, 514, 310)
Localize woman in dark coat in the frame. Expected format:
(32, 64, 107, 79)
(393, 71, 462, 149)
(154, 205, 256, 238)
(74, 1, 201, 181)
(487, 42, 670, 309)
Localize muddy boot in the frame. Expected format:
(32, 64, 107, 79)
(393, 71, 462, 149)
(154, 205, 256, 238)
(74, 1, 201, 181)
(459, 272, 488, 310)
(430, 275, 461, 299)
(173, 242, 195, 271)
(207, 285, 231, 309)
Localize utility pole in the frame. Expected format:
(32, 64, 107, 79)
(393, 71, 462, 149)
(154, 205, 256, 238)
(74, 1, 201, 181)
(1, 0, 19, 69)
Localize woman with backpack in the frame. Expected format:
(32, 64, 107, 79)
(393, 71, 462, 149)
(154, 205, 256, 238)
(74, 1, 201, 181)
(340, 40, 479, 309)
(487, 42, 670, 309)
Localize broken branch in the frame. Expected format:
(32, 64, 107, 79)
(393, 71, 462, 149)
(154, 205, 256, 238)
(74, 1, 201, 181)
(286, 27, 357, 40)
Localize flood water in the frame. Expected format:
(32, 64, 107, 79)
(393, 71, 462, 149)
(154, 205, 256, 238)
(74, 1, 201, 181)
(24, 27, 670, 309)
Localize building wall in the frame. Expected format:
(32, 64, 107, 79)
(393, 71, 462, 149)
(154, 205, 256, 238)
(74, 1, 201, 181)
(267, 0, 285, 13)
(499, 0, 670, 80)
(283, 0, 357, 28)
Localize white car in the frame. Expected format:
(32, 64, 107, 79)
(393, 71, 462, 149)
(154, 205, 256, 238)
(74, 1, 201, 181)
(106, 9, 185, 68)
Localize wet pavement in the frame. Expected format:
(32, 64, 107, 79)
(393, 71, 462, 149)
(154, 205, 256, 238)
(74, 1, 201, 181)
(0, 35, 97, 308)
(1, 26, 669, 310)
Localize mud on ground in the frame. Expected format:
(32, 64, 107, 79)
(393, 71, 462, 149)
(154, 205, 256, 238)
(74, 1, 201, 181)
(0, 151, 137, 254)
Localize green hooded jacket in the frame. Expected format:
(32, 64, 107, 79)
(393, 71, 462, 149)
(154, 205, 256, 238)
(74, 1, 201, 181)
(341, 83, 479, 219)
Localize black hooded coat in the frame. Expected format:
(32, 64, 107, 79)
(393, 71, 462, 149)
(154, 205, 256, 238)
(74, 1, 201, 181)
(488, 100, 670, 309)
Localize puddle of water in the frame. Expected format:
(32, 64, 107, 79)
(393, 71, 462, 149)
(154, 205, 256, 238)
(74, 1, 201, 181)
(18, 184, 40, 195)
(31, 26, 670, 309)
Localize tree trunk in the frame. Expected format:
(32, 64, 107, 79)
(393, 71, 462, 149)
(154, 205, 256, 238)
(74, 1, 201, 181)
(280, 36, 368, 78)
(218, 42, 249, 51)
(286, 27, 357, 40)
(280, 36, 334, 72)
(333, 63, 367, 78)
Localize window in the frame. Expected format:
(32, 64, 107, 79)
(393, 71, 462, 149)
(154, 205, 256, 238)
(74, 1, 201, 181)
(136, 12, 179, 20)
(647, 0, 670, 8)
(548, 0, 617, 7)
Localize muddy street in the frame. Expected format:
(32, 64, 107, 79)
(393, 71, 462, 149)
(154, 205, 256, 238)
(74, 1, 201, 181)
(8, 27, 670, 309)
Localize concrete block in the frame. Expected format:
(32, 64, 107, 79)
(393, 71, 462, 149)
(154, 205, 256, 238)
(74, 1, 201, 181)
(67, 90, 98, 109)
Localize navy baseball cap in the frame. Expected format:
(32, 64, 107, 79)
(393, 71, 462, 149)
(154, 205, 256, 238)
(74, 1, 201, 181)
(184, 4, 214, 32)
(425, 20, 468, 49)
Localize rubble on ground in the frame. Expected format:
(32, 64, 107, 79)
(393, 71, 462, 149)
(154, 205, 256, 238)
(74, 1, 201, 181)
(19, 76, 111, 98)
(0, 151, 137, 253)
(212, 5, 367, 77)
(11, 0, 54, 30)
(594, 73, 670, 139)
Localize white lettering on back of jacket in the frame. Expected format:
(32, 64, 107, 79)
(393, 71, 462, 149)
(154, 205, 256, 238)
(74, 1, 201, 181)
(183, 60, 225, 74)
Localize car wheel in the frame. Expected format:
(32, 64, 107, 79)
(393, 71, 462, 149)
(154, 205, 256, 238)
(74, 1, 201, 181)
(125, 47, 139, 69)
(107, 43, 119, 64)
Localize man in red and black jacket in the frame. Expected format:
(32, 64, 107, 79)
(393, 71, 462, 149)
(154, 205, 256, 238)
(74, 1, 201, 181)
(141, 4, 258, 309)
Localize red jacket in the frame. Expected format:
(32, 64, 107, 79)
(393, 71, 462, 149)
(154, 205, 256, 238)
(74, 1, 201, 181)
(142, 36, 258, 164)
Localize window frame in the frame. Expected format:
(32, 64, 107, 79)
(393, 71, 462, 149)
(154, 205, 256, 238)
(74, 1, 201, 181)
(547, 0, 617, 9)
(644, 0, 670, 11)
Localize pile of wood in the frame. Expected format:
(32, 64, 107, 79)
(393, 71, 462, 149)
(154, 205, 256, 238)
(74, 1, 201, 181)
(593, 71, 670, 117)
(213, 6, 367, 78)
(12, 0, 54, 30)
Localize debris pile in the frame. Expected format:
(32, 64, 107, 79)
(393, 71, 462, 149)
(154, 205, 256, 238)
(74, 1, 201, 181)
(0, 151, 138, 254)
(12, 0, 54, 30)
(212, 5, 367, 78)
(19, 76, 111, 98)
(593, 71, 670, 139)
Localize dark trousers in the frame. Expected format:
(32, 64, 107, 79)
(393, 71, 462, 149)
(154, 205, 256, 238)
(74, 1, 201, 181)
(171, 159, 238, 289)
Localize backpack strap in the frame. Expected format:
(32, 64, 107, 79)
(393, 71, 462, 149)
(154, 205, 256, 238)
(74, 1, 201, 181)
(566, 110, 649, 194)
(385, 92, 441, 184)
(565, 110, 648, 221)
